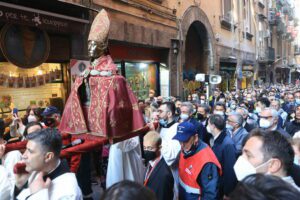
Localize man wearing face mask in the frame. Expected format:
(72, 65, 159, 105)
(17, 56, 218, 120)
(213, 102, 226, 119)
(255, 97, 270, 115)
(294, 91, 300, 106)
(234, 129, 300, 189)
(41, 106, 61, 128)
(180, 102, 205, 140)
(259, 108, 290, 139)
(173, 121, 221, 200)
(157, 102, 181, 199)
(229, 100, 237, 112)
(174, 99, 182, 122)
(199, 94, 206, 105)
(143, 131, 174, 200)
(207, 114, 237, 198)
(236, 106, 258, 132)
(226, 112, 248, 156)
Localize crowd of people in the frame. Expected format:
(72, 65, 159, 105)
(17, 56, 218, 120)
(2, 84, 300, 199)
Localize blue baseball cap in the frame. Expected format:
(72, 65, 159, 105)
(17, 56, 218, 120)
(173, 121, 197, 142)
(41, 106, 60, 117)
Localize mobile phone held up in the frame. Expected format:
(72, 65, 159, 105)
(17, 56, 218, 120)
(13, 108, 18, 116)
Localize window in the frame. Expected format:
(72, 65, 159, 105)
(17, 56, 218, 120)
(222, 0, 232, 21)
(243, 0, 251, 33)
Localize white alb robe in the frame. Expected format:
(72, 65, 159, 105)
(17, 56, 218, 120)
(106, 136, 145, 188)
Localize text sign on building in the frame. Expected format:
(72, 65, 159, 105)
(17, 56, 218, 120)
(0, 2, 88, 34)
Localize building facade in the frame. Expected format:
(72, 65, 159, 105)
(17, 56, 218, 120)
(0, 0, 298, 114)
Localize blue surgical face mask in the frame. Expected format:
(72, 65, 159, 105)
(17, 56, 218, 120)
(294, 156, 300, 166)
(230, 104, 236, 110)
(180, 113, 189, 121)
(159, 119, 168, 127)
(296, 99, 300, 105)
(226, 124, 234, 132)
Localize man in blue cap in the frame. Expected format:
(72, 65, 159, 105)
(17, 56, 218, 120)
(173, 121, 221, 200)
(41, 106, 61, 128)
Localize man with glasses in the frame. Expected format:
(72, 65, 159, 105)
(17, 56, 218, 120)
(236, 107, 258, 132)
(226, 112, 248, 156)
(259, 108, 290, 139)
(271, 99, 288, 128)
(143, 131, 174, 200)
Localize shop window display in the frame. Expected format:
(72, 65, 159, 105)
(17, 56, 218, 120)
(0, 62, 64, 117)
(125, 62, 157, 100)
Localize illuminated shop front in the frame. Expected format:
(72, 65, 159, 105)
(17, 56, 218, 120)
(0, 1, 89, 117)
(0, 63, 65, 117)
(110, 42, 170, 100)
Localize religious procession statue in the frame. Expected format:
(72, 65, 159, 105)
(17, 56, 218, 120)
(59, 9, 145, 139)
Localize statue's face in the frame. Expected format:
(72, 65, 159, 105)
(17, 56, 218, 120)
(88, 40, 100, 59)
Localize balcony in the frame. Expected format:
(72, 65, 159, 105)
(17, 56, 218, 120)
(268, 8, 279, 26)
(277, 21, 286, 35)
(258, 0, 265, 9)
(295, 45, 300, 56)
(258, 47, 275, 64)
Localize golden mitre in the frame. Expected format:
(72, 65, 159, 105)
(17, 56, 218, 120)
(88, 9, 110, 43)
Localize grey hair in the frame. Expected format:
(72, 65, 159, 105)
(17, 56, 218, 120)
(229, 112, 244, 127)
(198, 103, 210, 114)
(181, 102, 194, 114)
(272, 99, 281, 107)
(237, 106, 249, 116)
(263, 107, 279, 119)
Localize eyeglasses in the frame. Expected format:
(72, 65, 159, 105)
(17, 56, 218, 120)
(259, 116, 272, 119)
(227, 119, 237, 124)
(143, 146, 157, 151)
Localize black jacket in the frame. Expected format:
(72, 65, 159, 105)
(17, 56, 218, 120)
(285, 121, 300, 137)
(145, 158, 174, 200)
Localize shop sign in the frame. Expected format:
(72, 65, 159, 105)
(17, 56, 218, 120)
(0, 2, 88, 33)
(242, 65, 254, 71)
(242, 71, 253, 78)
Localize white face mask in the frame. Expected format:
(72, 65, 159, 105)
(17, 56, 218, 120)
(28, 115, 37, 123)
(255, 107, 262, 113)
(259, 118, 272, 129)
(234, 156, 271, 181)
(214, 111, 224, 116)
(206, 125, 212, 134)
(180, 113, 189, 121)
(200, 100, 205, 104)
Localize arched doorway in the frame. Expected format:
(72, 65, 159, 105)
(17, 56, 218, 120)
(184, 21, 209, 78)
(180, 6, 216, 99)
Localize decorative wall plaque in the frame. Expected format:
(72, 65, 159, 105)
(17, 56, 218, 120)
(0, 24, 50, 68)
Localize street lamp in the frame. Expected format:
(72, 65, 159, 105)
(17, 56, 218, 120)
(171, 39, 179, 55)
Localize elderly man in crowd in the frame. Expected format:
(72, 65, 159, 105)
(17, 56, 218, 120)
(259, 108, 290, 138)
(180, 102, 205, 140)
(236, 106, 258, 132)
(226, 112, 248, 156)
(271, 99, 288, 128)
